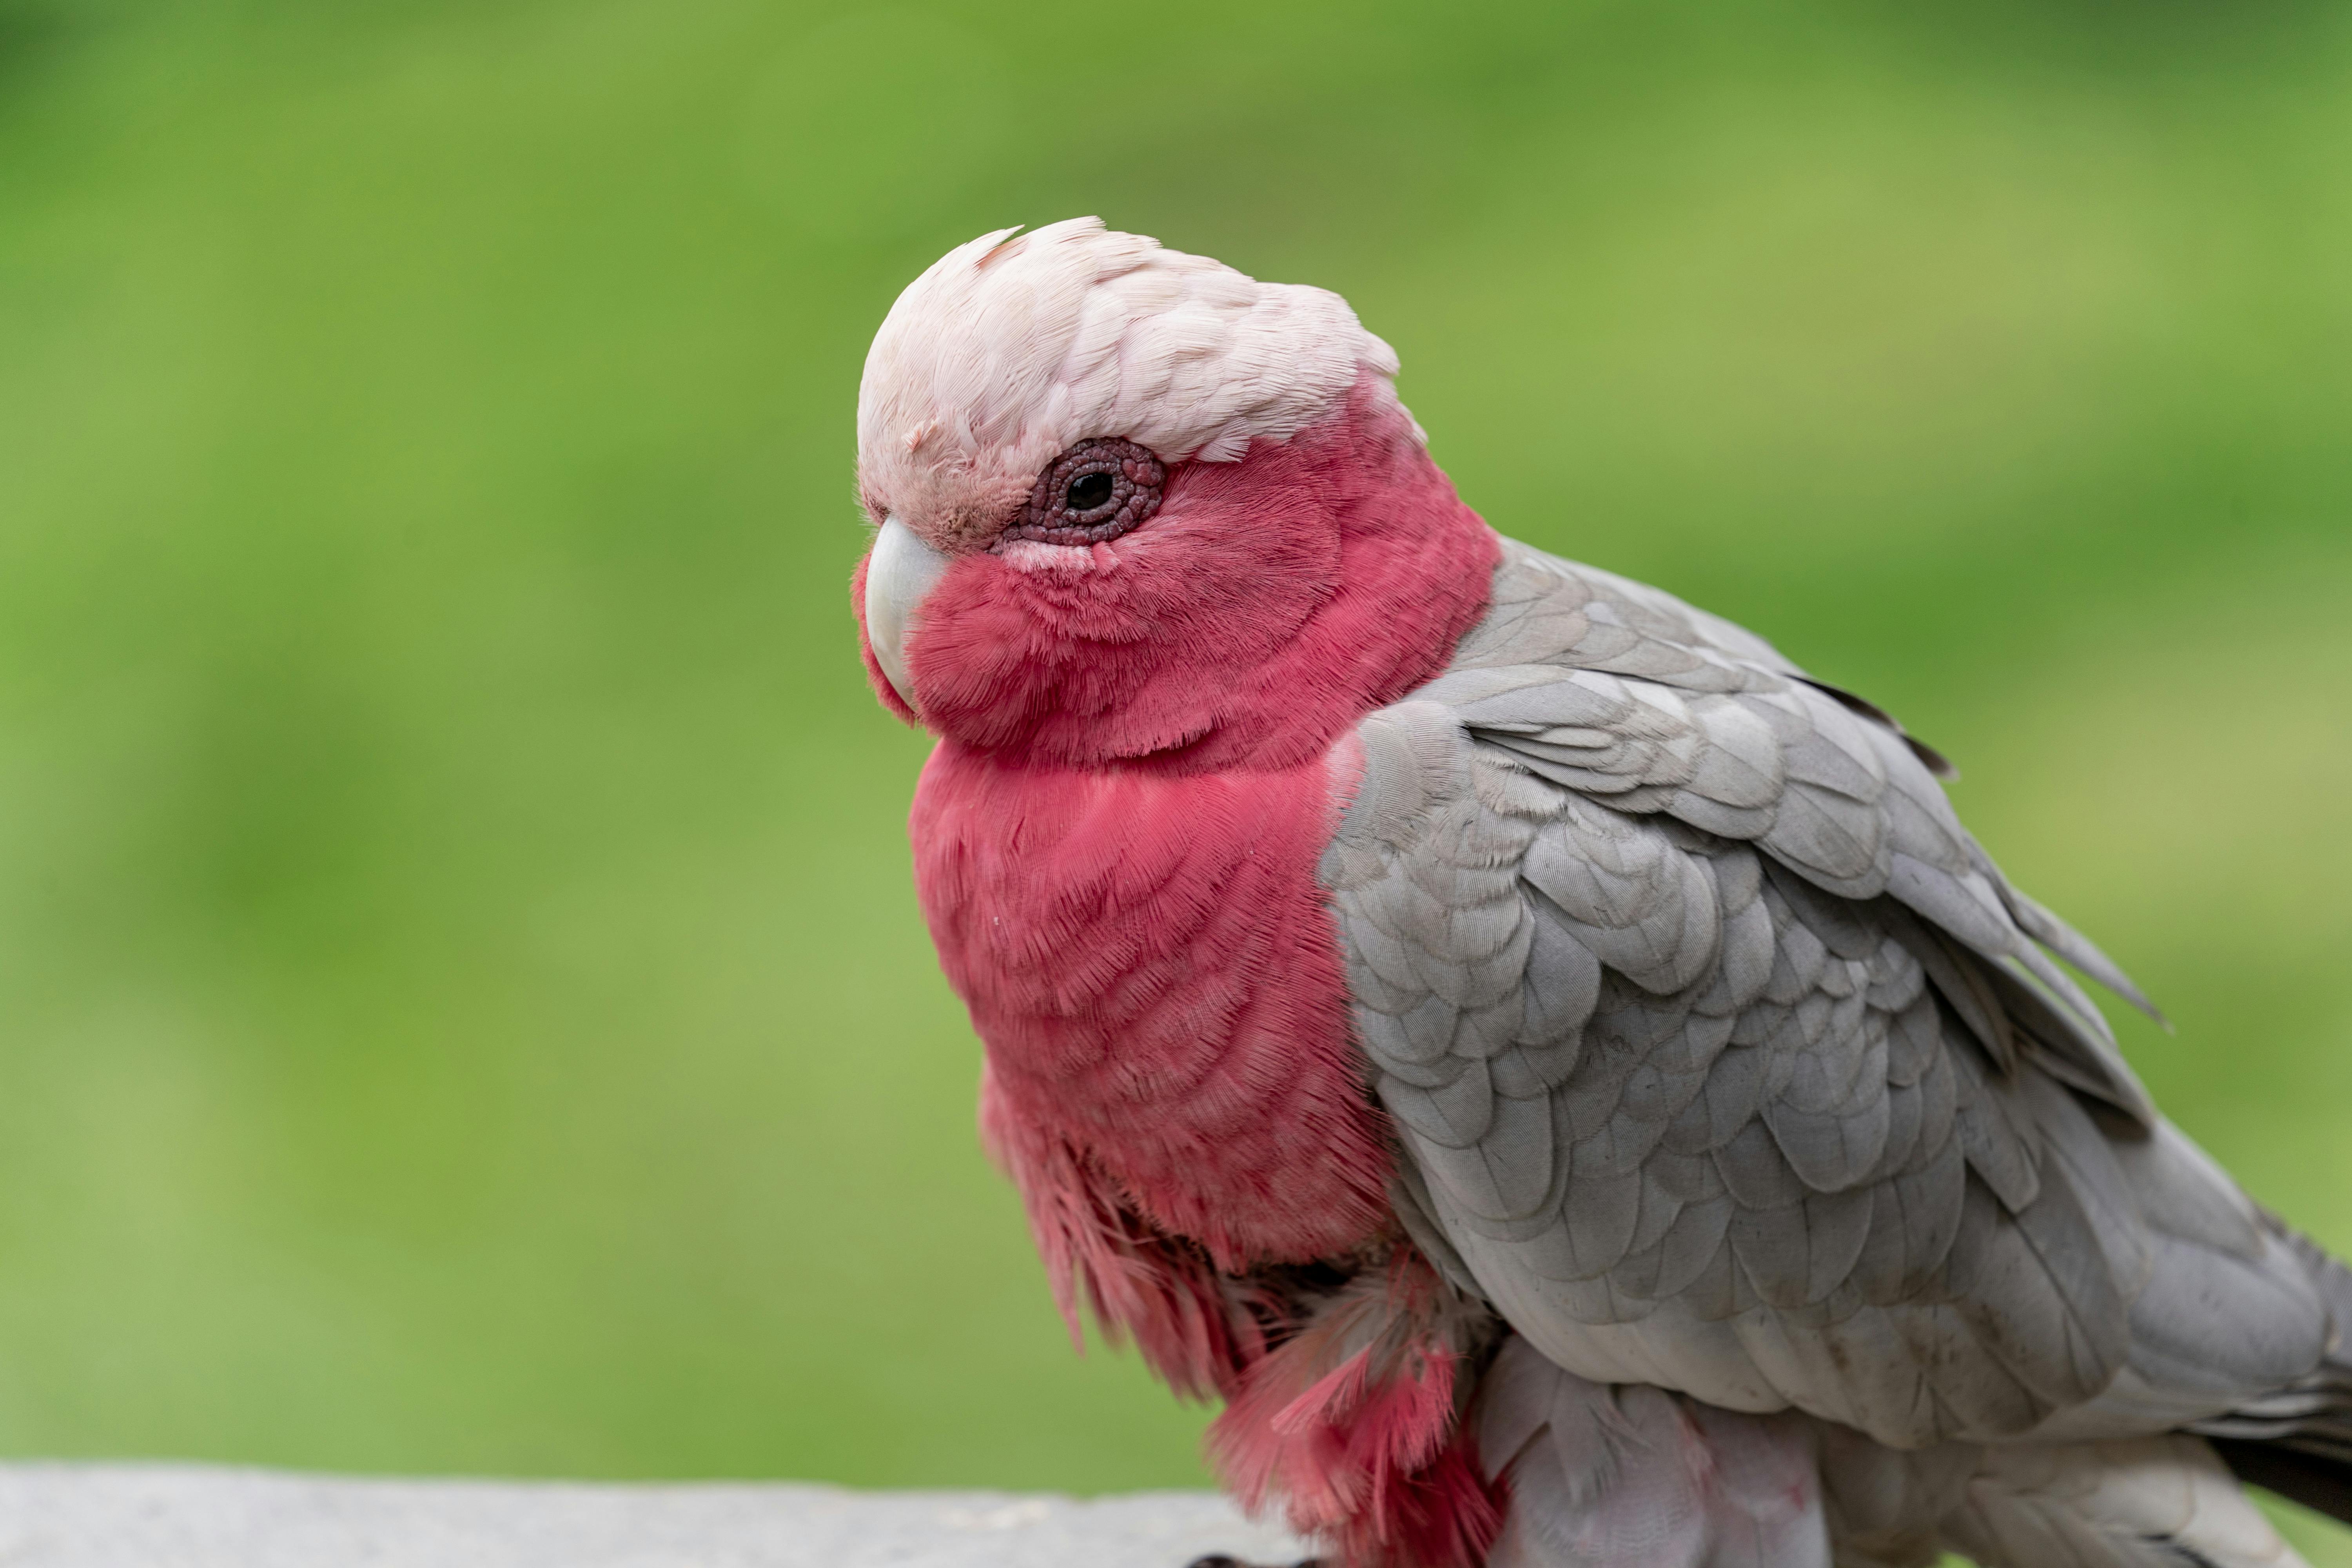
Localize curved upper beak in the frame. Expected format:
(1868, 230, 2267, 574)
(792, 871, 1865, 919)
(862, 515, 950, 711)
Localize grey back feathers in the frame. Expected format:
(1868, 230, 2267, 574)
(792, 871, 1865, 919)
(1326, 539, 2336, 1457)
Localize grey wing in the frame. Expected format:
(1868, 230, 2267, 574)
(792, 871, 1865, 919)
(1327, 538, 2332, 1449)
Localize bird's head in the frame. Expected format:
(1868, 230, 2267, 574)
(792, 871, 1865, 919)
(853, 218, 1498, 772)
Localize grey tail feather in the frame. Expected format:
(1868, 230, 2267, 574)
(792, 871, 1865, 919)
(2194, 1221, 2352, 1526)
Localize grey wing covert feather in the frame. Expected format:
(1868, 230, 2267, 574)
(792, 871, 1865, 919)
(1327, 537, 2332, 1450)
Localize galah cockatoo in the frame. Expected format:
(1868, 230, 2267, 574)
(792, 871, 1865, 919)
(850, 218, 2352, 1568)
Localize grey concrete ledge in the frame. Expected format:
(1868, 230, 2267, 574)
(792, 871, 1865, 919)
(0, 1464, 1310, 1567)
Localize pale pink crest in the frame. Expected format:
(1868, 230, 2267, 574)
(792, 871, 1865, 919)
(857, 217, 1417, 546)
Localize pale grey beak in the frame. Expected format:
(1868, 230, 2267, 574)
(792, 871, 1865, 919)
(862, 515, 950, 711)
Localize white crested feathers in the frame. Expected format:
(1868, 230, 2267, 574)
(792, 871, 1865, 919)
(857, 217, 1412, 545)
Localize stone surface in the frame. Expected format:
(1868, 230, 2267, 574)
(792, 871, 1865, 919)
(0, 1464, 1311, 1567)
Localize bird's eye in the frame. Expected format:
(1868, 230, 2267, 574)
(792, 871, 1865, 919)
(1004, 437, 1166, 547)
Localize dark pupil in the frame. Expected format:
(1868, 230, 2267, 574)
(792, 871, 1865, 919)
(1065, 472, 1115, 512)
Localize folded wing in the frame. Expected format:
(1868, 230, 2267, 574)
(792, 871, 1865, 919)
(1328, 539, 2330, 1448)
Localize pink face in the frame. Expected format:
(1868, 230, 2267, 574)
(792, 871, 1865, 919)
(854, 380, 1502, 775)
(853, 432, 1184, 722)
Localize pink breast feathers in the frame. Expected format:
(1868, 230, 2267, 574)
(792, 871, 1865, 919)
(913, 744, 1393, 1278)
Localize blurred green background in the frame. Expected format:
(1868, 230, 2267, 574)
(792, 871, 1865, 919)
(0, 0, 2347, 1556)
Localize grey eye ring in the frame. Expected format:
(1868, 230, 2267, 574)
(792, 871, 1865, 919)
(1004, 437, 1165, 546)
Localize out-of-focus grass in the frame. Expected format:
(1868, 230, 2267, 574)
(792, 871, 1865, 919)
(0, 0, 2346, 1549)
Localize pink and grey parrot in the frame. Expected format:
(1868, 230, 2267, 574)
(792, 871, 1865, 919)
(849, 219, 2352, 1568)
